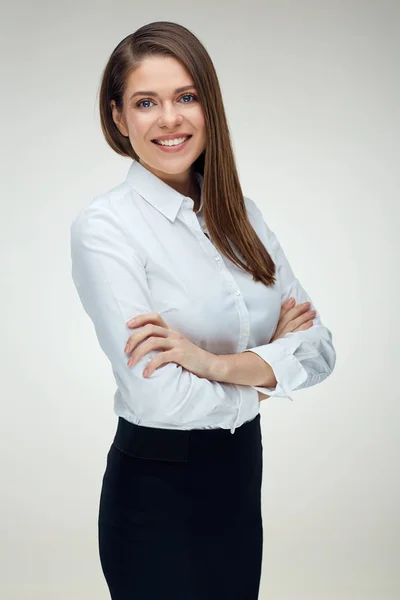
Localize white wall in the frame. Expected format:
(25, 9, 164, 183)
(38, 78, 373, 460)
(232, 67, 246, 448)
(1, 0, 399, 598)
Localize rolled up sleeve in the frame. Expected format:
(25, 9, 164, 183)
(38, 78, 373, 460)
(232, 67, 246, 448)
(242, 223, 336, 401)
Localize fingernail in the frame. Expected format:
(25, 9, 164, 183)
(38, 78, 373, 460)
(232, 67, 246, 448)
(287, 298, 295, 305)
(127, 318, 136, 325)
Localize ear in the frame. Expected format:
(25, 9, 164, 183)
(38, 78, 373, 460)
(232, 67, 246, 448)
(110, 100, 129, 137)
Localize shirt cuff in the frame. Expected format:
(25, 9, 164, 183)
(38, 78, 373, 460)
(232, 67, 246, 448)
(242, 342, 308, 401)
(229, 384, 260, 433)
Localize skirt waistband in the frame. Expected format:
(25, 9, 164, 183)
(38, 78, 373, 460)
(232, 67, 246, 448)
(113, 413, 261, 463)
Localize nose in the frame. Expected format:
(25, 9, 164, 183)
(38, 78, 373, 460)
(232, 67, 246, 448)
(157, 102, 183, 128)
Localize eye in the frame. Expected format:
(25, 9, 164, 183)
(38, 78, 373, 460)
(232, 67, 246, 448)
(136, 99, 154, 109)
(135, 93, 198, 109)
(180, 93, 198, 103)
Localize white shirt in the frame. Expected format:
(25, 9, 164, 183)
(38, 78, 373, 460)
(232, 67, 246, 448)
(70, 159, 336, 434)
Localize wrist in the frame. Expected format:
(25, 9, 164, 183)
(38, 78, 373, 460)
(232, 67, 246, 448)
(207, 352, 227, 381)
(208, 351, 277, 388)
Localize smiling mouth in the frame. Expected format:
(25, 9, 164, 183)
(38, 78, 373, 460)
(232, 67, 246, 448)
(152, 135, 192, 146)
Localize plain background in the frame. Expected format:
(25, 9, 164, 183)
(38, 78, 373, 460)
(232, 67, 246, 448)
(1, 1, 399, 598)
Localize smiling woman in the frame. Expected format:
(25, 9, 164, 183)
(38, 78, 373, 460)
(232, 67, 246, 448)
(88, 21, 269, 599)
(70, 18, 336, 600)
(108, 55, 206, 181)
(98, 24, 278, 291)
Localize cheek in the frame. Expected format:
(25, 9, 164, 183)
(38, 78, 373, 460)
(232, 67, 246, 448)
(194, 108, 205, 127)
(127, 112, 152, 138)
(191, 110, 206, 139)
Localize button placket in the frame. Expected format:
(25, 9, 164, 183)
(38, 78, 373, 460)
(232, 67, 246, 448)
(191, 211, 251, 350)
(181, 204, 251, 431)
(233, 289, 250, 352)
(181, 209, 223, 266)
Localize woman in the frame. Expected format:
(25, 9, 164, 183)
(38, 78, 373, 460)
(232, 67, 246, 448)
(70, 21, 336, 600)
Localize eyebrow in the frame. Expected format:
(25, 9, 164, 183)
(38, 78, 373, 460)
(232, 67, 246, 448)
(129, 85, 196, 101)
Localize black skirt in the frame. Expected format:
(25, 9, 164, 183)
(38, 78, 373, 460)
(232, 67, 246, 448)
(98, 413, 263, 599)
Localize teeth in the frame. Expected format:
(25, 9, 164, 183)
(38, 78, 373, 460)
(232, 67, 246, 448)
(155, 136, 189, 146)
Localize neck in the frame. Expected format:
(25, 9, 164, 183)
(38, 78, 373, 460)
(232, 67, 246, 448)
(190, 179, 201, 212)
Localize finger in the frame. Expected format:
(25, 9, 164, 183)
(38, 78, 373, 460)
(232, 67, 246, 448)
(291, 315, 315, 331)
(125, 324, 169, 354)
(272, 316, 313, 342)
(280, 297, 295, 316)
(293, 319, 314, 332)
(128, 336, 174, 366)
(279, 301, 304, 326)
(275, 307, 314, 338)
(127, 312, 169, 329)
(287, 302, 311, 318)
(143, 349, 176, 377)
(275, 304, 292, 334)
(280, 302, 312, 329)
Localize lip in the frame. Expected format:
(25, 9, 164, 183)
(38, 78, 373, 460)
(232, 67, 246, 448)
(151, 135, 192, 153)
(152, 133, 192, 141)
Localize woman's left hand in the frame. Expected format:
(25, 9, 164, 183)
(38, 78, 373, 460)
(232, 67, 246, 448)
(124, 313, 217, 380)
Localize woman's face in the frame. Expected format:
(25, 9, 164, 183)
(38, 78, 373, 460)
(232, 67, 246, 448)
(111, 56, 206, 183)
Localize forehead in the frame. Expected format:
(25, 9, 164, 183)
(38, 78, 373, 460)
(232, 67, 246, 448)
(125, 56, 194, 94)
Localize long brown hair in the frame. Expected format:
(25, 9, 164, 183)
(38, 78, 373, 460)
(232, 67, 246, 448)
(98, 21, 276, 286)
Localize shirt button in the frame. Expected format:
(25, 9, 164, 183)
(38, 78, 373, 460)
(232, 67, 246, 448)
(215, 256, 220, 261)
(235, 290, 241, 295)
(243, 331, 248, 336)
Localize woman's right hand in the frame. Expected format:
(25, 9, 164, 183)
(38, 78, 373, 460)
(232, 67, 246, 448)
(258, 298, 316, 402)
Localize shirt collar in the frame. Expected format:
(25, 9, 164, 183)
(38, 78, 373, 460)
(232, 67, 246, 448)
(125, 159, 204, 222)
